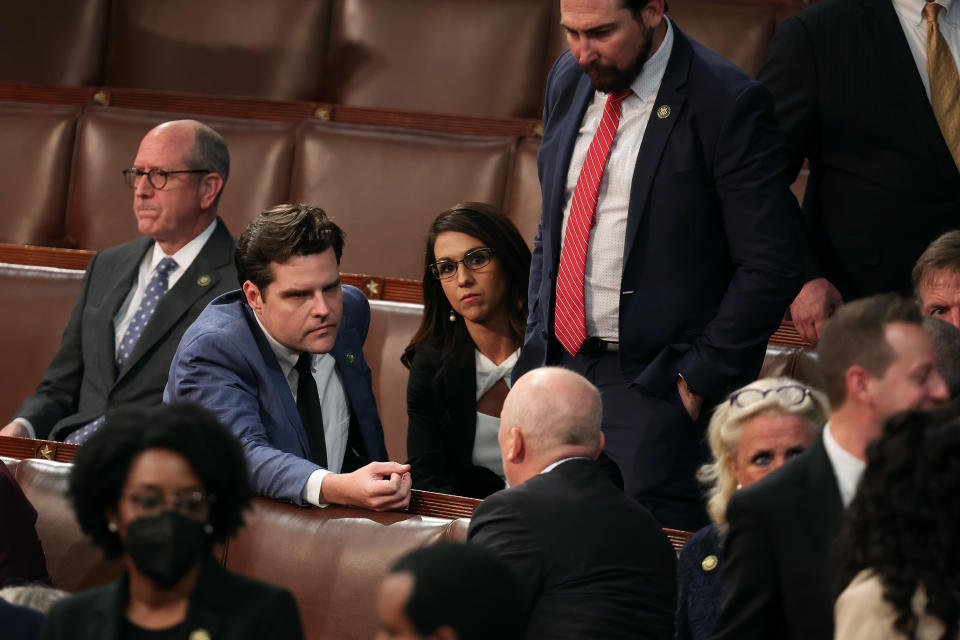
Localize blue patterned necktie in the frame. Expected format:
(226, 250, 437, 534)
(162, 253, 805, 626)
(65, 257, 178, 445)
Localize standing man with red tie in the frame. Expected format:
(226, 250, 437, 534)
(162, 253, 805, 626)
(514, 0, 804, 530)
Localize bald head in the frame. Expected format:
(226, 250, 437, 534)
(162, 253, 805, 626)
(499, 368, 603, 485)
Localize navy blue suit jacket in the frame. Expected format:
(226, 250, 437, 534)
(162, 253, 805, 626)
(164, 286, 388, 505)
(518, 23, 803, 404)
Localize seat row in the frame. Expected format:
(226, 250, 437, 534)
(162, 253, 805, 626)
(2, 0, 817, 120)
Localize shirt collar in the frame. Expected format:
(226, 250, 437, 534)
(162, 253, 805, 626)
(822, 422, 866, 508)
(629, 15, 674, 102)
(894, 0, 956, 27)
(149, 218, 217, 272)
(539, 456, 592, 475)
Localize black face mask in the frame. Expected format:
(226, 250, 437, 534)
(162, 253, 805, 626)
(124, 512, 209, 589)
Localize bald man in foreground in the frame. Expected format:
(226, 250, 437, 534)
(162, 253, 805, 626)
(467, 367, 676, 640)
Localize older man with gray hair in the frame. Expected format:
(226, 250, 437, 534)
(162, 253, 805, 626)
(467, 367, 676, 640)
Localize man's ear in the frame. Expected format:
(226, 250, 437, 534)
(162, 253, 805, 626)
(505, 427, 525, 464)
(595, 431, 606, 458)
(845, 365, 874, 406)
(640, 0, 666, 28)
(198, 173, 224, 210)
(242, 280, 263, 314)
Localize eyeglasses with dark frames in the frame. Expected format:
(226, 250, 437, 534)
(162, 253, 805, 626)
(729, 384, 811, 408)
(430, 247, 495, 280)
(122, 167, 211, 190)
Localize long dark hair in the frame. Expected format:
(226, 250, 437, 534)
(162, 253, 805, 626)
(401, 202, 531, 372)
(834, 403, 960, 639)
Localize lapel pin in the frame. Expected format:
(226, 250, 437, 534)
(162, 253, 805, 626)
(189, 630, 211, 640)
(701, 554, 718, 571)
(196, 274, 212, 287)
(345, 353, 356, 366)
(656, 105, 671, 119)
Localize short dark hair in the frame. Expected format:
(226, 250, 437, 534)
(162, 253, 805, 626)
(817, 294, 922, 406)
(835, 404, 960, 638)
(400, 202, 531, 371)
(186, 123, 229, 205)
(235, 203, 345, 293)
(69, 402, 252, 559)
(912, 230, 960, 298)
(390, 543, 524, 640)
(621, 0, 669, 14)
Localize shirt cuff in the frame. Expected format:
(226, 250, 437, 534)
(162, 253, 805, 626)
(303, 469, 332, 508)
(13, 418, 36, 439)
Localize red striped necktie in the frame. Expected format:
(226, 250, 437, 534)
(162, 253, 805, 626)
(555, 88, 632, 356)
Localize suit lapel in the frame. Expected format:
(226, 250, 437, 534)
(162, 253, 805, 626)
(622, 25, 690, 269)
(88, 576, 127, 640)
(796, 436, 844, 548)
(332, 324, 383, 460)
(181, 558, 231, 640)
(117, 220, 232, 382)
(862, 0, 958, 180)
(241, 302, 313, 457)
(442, 344, 479, 462)
(96, 239, 150, 384)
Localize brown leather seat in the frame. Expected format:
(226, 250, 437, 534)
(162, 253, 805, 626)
(105, 0, 332, 101)
(324, 0, 554, 118)
(0, 0, 110, 86)
(223, 497, 466, 640)
(0, 103, 81, 246)
(504, 136, 542, 251)
(67, 107, 296, 250)
(759, 344, 825, 391)
(11, 458, 124, 591)
(365, 300, 425, 462)
(0, 264, 85, 425)
(669, 0, 780, 77)
(289, 121, 516, 279)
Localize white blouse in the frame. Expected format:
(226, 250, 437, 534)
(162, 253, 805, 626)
(471, 349, 519, 478)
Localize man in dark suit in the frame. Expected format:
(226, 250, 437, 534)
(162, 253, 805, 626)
(0, 120, 237, 442)
(714, 294, 949, 640)
(515, 0, 803, 530)
(468, 367, 677, 640)
(760, 0, 960, 343)
(165, 204, 410, 509)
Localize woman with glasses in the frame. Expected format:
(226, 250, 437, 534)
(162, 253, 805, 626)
(40, 402, 303, 640)
(675, 377, 828, 640)
(401, 203, 531, 498)
(833, 407, 960, 640)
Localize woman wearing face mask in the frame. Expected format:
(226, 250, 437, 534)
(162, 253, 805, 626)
(402, 203, 531, 499)
(674, 377, 828, 640)
(39, 402, 304, 640)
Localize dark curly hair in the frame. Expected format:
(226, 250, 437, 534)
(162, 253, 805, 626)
(834, 402, 960, 639)
(69, 402, 253, 559)
(400, 202, 530, 375)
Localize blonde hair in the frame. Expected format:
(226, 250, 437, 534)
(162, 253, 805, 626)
(0, 584, 69, 613)
(698, 377, 829, 528)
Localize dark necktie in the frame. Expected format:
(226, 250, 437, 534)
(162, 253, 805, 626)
(296, 353, 328, 468)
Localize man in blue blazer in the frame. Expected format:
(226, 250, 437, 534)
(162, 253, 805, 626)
(165, 204, 410, 509)
(515, 0, 803, 530)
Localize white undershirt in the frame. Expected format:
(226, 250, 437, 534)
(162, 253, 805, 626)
(559, 17, 674, 341)
(252, 312, 350, 507)
(822, 422, 866, 508)
(892, 0, 960, 100)
(471, 349, 519, 478)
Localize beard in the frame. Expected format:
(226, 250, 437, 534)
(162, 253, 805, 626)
(581, 25, 654, 93)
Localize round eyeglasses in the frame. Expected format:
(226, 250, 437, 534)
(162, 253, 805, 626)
(430, 247, 495, 280)
(122, 167, 211, 190)
(124, 489, 213, 520)
(728, 384, 811, 408)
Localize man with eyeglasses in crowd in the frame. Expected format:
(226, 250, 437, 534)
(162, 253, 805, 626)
(714, 293, 949, 640)
(0, 120, 237, 443)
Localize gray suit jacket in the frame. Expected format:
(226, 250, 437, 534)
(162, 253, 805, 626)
(16, 218, 237, 440)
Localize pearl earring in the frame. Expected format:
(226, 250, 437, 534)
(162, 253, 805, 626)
(107, 522, 118, 532)
(449, 309, 456, 322)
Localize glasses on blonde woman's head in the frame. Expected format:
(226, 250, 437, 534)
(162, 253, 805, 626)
(729, 384, 811, 408)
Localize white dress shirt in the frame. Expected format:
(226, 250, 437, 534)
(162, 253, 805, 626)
(822, 422, 866, 508)
(470, 349, 519, 478)
(252, 313, 351, 507)
(559, 17, 675, 341)
(892, 0, 960, 100)
(540, 456, 592, 475)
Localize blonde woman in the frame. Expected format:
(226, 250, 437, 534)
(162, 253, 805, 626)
(675, 377, 829, 640)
